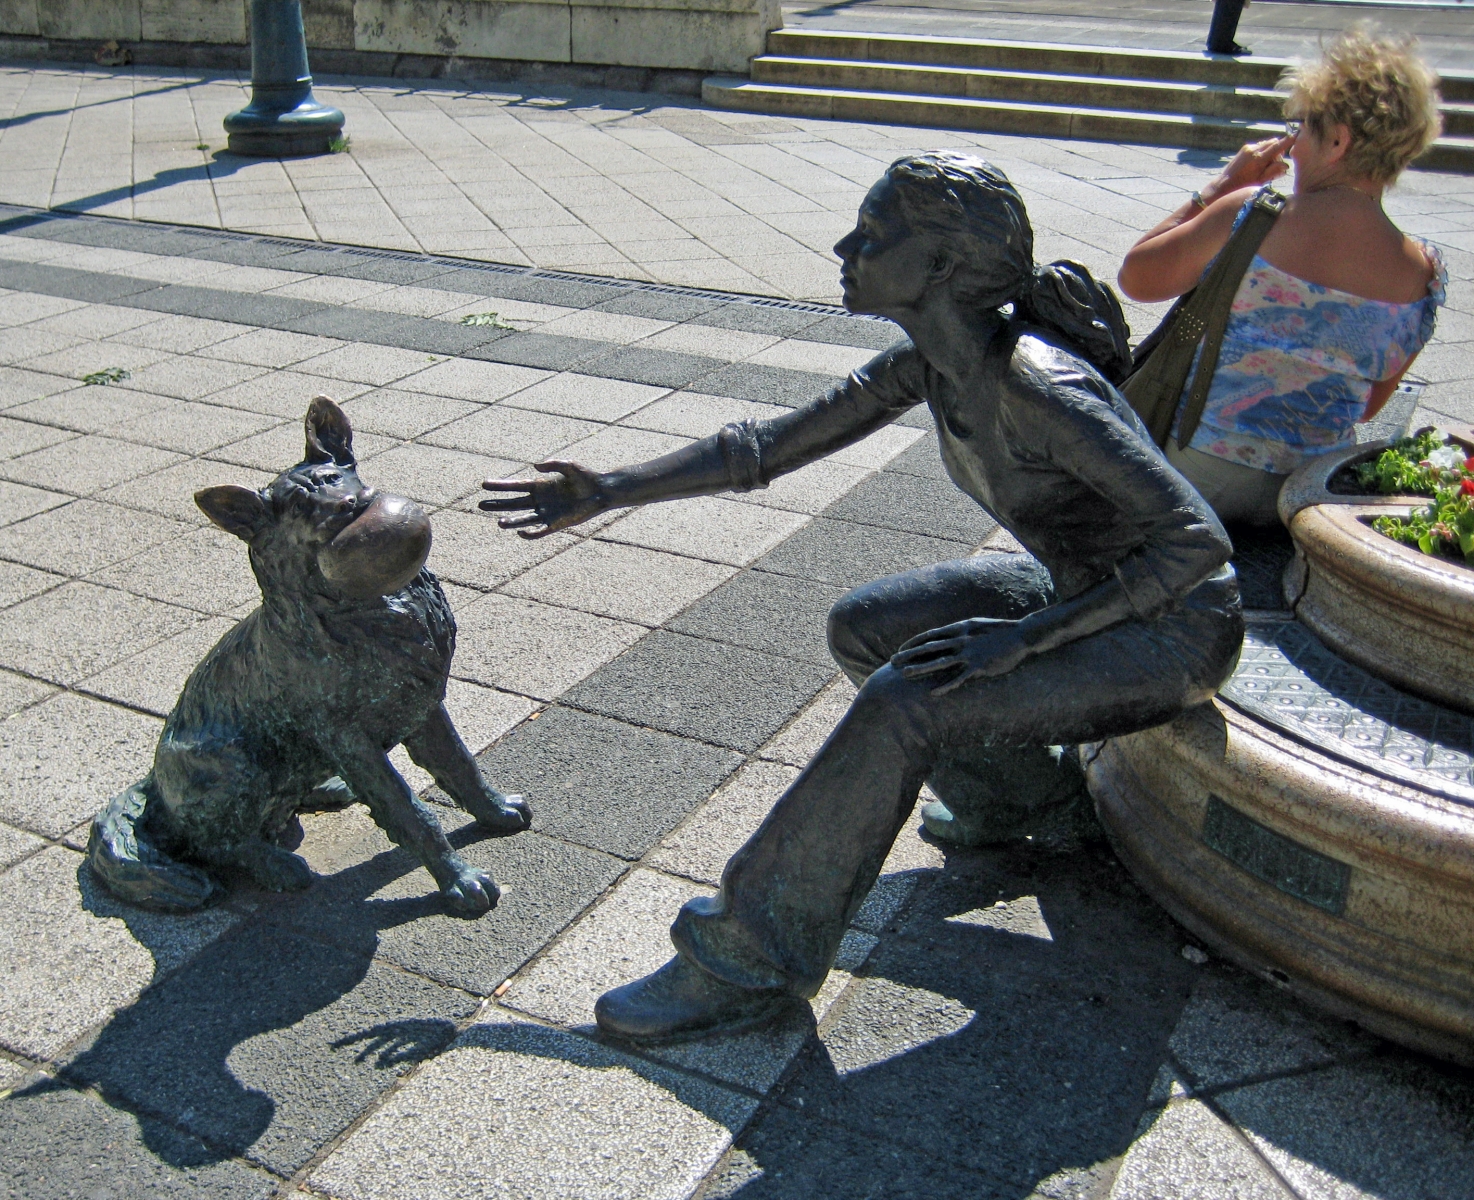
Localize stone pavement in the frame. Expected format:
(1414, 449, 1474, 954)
(0, 199, 1472, 1199)
(0, 62, 1470, 438)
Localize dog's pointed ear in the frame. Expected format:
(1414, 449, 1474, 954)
(305, 394, 354, 465)
(196, 485, 269, 540)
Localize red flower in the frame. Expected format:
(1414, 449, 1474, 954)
(1463, 478, 1474, 497)
(1465, 455, 1474, 472)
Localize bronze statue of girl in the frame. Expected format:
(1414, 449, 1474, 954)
(482, 152, 1243, 1040)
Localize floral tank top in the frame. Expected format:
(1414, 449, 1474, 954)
(1171, 202, 1447, 475)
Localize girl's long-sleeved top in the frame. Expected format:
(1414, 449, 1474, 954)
(632, 324, 1235, 641)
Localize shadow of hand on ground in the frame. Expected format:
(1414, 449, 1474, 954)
(9, 822, 491, 1175)
(718, 839, 1198, 1198)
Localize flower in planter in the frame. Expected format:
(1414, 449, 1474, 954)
(1358, 430, 1474, 565)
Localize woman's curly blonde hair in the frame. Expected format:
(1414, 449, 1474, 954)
(1281, 24, 1442, 184)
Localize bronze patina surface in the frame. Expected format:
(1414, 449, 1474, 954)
(87, 397, 531, 915)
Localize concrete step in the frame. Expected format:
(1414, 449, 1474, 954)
(1420, 136, 1474, 173)
(704, 76, 1474, 171)
(763, 29, 1474, 113)
(766, 29, 1292, 88)
(751, 56, 1285, 121)
(1443, 103, 1474, 138)
(705, 76, 1282, 150)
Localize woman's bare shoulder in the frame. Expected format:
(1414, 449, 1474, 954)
(1262, 195, 1435, 303)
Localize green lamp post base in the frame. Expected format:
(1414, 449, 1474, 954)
(225, 0, 344, 158)
(225, 96, 344, 157)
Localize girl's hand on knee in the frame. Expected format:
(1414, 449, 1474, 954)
(891, 618, 1030, 694)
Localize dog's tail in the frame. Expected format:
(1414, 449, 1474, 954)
(87, 778, 224, 911)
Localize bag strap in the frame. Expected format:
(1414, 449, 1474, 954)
(1175, 187, 1286, 449)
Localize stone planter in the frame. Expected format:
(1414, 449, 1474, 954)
(1087, 619, 1474, 1064)
(1278, 438, 1474, 714)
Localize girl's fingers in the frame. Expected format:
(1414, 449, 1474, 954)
(901, 655, 963, 679)
(893, 637, 965, 665)
(479, 494, 535, 511)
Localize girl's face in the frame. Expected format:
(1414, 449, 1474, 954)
(833, 178, 940, 317)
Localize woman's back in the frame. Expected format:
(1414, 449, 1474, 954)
(1258, 188, 1435, 303)
(1115, 26, 1448, 524)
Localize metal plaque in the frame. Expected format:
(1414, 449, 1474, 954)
(1201, 794, 1351, 916)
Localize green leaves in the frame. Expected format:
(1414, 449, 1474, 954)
(1372, 488, 1474, 565)
(82, 367, 130, 385)
(459, 312, 514, 329)
(1355, 428, 1449, 496)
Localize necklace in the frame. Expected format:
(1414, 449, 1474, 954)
(1305, 182, 1383, 206)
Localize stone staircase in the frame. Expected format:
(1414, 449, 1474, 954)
(704, 31, 1474, 172)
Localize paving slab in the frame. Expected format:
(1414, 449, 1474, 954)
(0, 432, 184, 495)
(421, 509, 577, 590)
(647, 759, 800, 886)
(824, 468, 998, 544)
(562, 629, 835, 753)
(0, 692, 162, 837)
(503, 867, 865, 1095)
(60, 921, 479, 1176)
(0, 498, 192, 576)
(777, 842, 1195, 1189)
(337, 388, 481, 440)
(696, 1097, 998, 1199)
(1166, 964, 1380, 1092)
(447, 593, 646, 700)
(267, 805, 625, 998)
(1210, 1055, 1474, 1200)
(311, 1017, 756, 1200)
(0, 580, 201, 687)
(503, 538, 738, 626)
(82, 616, 240, 716)
(598, 495, 809, 567)
(97, 458, 276, 525)
(474, 705, 744, 859)
(1, 1080, 279, 1200)
(1109, 1091, 1292, 1200)
(667, 567, 849, 665)
(755, 516, 979, 589)
(0, 846, 238, 1061)
(757, 674, 859, 767)
(0, 819, 44, 869)
(8, 382, 177, 433)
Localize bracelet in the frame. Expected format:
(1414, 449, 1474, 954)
(1190, 190, 1208, 211)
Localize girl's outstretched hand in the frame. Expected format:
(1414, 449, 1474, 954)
(890, 617, 1030, 695)
(480, 460, 608, 539)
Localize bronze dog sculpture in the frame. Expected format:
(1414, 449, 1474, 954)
(88, 396, 530, 914)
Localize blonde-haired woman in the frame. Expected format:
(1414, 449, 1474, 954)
(1119, 25, 1447, 525)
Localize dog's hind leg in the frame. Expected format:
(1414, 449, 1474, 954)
(197, 837, 315, 892)
(327, 728, 500, 916)
(88, 777, 225, 911)
(401, 704, 531, 835)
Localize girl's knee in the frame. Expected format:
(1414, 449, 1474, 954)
(827, 589, 887, 679)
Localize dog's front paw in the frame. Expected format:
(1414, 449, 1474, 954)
(470, 791, 532, 836)
(442, 862, 500, 916)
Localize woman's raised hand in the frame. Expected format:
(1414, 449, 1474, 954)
(480, 460, 608, 539)
(1205, 135, 1293, 202)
